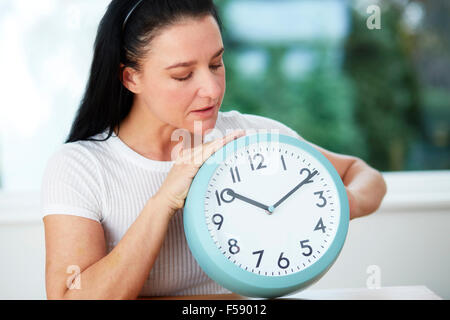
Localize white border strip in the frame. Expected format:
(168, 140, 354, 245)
(379, 171, 450, 212)
(0, 171, 449, 223)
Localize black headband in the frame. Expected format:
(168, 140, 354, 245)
(122, 0, 144, 31)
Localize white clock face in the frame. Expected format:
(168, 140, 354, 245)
(204, 140, 341, 276)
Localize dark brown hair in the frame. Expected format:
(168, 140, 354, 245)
(66, 0, 223, 143)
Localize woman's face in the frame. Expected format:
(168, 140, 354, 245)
(129, 15, 226, 135)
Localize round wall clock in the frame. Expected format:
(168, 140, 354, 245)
(183, 133, 349, 298)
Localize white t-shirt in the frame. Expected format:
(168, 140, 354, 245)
(40, 109, 302, 297)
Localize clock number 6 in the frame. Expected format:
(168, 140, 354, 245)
(278, 252, 290, 269)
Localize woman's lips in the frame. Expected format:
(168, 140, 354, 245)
(191, 105, 216, 118)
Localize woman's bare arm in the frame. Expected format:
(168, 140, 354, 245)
(309, 142, 387, 220)
(44, 195, 172, 300)
(43, 131, 245, 300)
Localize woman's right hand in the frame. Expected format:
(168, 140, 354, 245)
(154, 130, 246, 216)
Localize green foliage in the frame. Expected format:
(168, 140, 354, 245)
(217, 0, 443, 171)
(222, 47, 367, 163)
(342, 5, 423, 171)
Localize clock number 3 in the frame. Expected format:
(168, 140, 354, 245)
(314, 191, 327, 208)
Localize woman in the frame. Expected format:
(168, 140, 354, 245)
(41, 0, 386, 300)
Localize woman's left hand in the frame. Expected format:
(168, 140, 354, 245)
(346, 188, 362, 220)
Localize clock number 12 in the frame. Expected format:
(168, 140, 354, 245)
(249, 154, 267, 171)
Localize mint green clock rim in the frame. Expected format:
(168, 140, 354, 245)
(183, 133, 350, 298)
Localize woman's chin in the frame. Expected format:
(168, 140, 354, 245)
(187, 116, 219, 136)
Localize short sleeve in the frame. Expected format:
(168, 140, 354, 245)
(219, 110, 304, 141)
(40, 144, 104, 223)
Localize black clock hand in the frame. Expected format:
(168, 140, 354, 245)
(223, 188, 272, 213)
(272, 169, 318, 210)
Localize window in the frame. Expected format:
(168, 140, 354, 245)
(219, 0, 450, 172)
(0, 0, 110, 191)
(0, 0, 448, 192)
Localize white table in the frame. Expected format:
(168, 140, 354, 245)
(145, 286, 442, 300)
(281, 286, 442, 300)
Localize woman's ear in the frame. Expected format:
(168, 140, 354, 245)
(120, 64, 142, 94)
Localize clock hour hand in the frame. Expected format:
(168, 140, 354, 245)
(272, 169, 318, 210)
(224, 188, 272, 213)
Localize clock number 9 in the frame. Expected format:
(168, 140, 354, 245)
(228, 239, 240, 255)
(212, 214, 224, 230)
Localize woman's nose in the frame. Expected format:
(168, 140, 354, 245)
(197, 70, 223, 99)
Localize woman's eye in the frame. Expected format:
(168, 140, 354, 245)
(174, 64, 223, 82)
(210, 63, 223, 71)
(175, 73, 193, 82)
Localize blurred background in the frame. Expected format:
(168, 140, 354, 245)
(218, 0, 449, 172)
(0, 0, 449, 299)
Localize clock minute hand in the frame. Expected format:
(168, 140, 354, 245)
(272, 170, 318, 210)
(226, 189, 270, 212)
